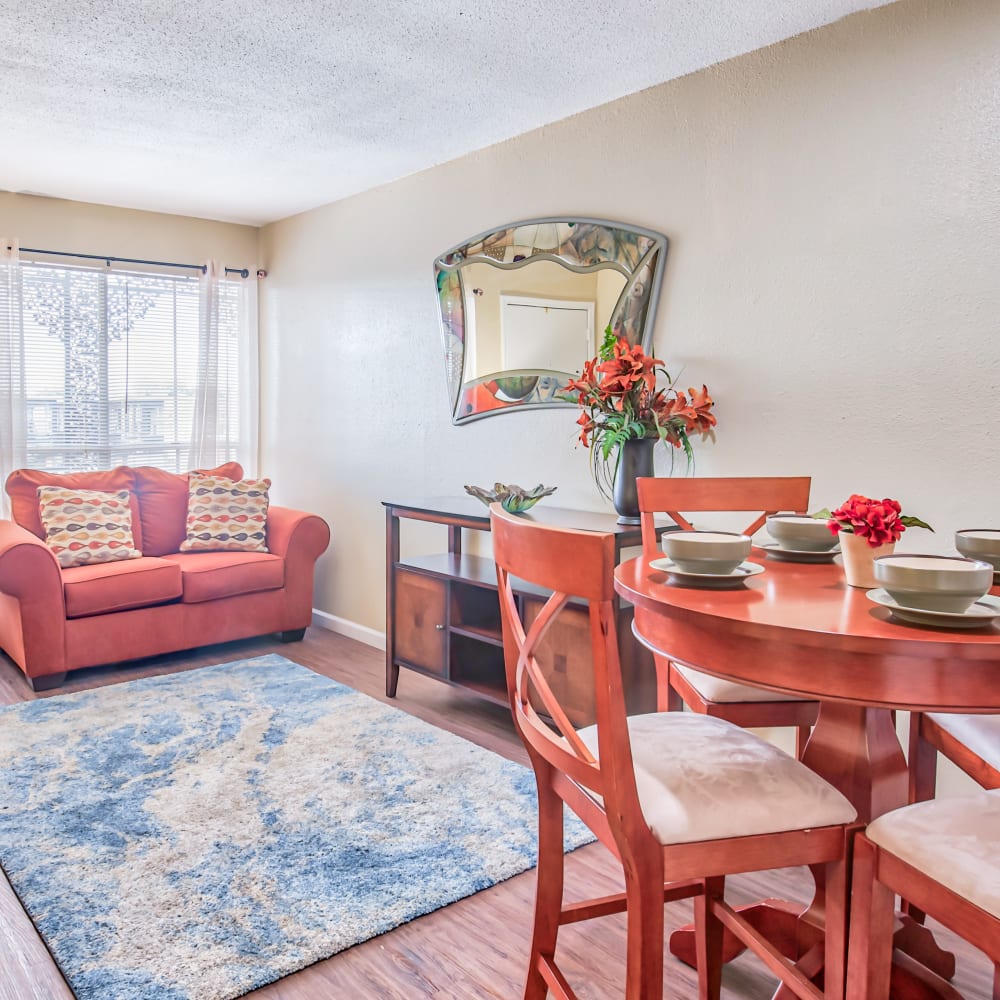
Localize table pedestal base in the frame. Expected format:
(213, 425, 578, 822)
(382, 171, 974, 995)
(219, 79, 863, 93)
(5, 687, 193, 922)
(801, 703, 907, 825)
(890, 948, 964, 1000)
(669, 905, 957, 998)
(668, 898, 816, 968)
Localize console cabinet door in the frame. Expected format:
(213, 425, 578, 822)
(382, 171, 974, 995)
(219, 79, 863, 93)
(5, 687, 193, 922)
(394, 571, 447, 676)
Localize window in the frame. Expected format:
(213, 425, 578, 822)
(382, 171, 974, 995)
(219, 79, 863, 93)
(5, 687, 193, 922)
(19, 262, 245, 473)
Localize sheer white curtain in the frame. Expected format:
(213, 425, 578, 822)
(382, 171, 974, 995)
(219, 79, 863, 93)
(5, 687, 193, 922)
(188, 261, 258, 475)
(0, 240, 25, 516)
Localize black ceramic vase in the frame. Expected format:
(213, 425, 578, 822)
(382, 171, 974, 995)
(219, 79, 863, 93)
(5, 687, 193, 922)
(612, 437, 656, 525)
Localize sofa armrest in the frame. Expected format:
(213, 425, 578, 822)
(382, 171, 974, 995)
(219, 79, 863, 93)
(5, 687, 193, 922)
(0, 519, 66, 679)
(266, 507, 330, 631)
(266, 506, 331, 562)
(0, 519, 63, 602)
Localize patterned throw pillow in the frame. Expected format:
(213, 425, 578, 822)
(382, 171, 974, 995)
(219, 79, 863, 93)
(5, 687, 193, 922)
(37, 488, 143, 569)
(180, 475, 271, 552)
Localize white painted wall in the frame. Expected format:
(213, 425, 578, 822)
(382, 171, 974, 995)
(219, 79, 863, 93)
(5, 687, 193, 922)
(259, 0, 1000, 640)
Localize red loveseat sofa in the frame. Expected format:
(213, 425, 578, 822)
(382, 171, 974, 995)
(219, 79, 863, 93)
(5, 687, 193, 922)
(0, 463, 330, 691)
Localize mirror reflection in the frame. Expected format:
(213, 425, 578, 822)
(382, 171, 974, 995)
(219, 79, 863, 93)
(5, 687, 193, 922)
(435, 218, 668, 424)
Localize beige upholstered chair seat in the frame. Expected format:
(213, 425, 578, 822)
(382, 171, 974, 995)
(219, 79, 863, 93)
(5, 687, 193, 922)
(925, 713, 1000, 769)
(578, 712, 856, 845)
(673, 662, 812, 704)
(866, 789, 1000, 918)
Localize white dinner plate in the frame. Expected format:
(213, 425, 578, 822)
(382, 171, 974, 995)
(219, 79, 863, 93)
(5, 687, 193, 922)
(759, 542, 840, 564)
(649, 557, 765, 587)
(866, 589, 1000, 629)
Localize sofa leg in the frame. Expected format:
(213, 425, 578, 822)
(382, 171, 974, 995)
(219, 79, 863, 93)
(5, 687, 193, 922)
(29, 672, 68, 693)
(278, 628, 306, 643)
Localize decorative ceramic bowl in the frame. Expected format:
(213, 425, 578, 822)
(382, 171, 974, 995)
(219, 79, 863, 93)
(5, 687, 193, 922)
(765, 514, 838, 552)
(661, 531, 752, 575)
(955, 529, 1000, 571)
(872, 554, 994, 613)
(464, 482, 557, 514)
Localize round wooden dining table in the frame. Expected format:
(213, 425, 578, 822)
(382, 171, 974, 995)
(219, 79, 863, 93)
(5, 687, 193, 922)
(615, 548, 1000, 998)
(617, 549, 1000, 820)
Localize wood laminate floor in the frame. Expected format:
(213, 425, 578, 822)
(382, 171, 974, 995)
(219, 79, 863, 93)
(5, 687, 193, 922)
(0, 629, 992, 1000)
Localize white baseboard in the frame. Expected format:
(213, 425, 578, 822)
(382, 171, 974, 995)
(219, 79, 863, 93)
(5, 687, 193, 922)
(311, 609, 386, 651)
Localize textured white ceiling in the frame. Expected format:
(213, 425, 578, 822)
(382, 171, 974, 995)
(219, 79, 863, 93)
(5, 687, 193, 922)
(1, 1, 897, 226)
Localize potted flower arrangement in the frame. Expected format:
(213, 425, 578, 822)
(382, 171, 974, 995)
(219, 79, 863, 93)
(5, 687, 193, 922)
(563, 328, 716, 522)
(819, 494, 933, 588)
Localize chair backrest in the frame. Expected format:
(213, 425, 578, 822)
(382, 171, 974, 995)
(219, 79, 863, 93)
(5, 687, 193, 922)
(489, 504, 644, 825)
(637, 476, 811, 562)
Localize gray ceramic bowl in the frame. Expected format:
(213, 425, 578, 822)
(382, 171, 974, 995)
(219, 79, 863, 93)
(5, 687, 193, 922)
(955, 530, 1000, 571)
(662, 531, 751, 575)
(873, 554, 994, 613)
(765, 514, 838, 552)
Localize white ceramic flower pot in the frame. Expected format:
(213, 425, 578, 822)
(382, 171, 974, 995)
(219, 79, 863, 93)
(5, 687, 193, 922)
(839, 531, 896, 589)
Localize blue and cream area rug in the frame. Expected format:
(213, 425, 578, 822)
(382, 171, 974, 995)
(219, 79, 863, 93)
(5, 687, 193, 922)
(0, 654, 593, 1000)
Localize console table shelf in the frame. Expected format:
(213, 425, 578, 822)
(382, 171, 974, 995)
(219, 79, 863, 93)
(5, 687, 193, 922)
(384, 496, 672, 726)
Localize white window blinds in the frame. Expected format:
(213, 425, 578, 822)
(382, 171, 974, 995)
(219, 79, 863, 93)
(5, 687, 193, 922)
(20, 262, 246, 474)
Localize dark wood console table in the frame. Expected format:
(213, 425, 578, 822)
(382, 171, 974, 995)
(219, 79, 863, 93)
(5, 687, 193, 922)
(384, 496, 672, 726)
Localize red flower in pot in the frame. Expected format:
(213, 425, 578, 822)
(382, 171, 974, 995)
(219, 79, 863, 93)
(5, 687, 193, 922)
(826, 494, 933, 548)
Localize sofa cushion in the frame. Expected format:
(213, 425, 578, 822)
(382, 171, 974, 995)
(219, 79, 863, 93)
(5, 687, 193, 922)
(38, 487, 143, 569)
(161, 551, 284, 603)
(6, 467, 143, 550)
(180, 475, 271, 553)
(62, 557, 183, 619)
(132, 462, 243, 556)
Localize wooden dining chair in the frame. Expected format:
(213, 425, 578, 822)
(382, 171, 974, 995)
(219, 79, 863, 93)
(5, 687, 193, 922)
(909, 712, 1000, 802)
(490, 503, 857, 1000)
(846, 791, 1000, 1000)
(902, 712, 1000, 928)
(636, 476, 819, 757)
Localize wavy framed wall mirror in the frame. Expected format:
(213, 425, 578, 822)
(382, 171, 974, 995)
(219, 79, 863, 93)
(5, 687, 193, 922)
(434, 217, 669, 424)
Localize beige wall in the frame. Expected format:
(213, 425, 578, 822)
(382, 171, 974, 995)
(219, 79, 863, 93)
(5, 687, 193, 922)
(1, 192, 258, 274)
(260, 0, 1000, 650)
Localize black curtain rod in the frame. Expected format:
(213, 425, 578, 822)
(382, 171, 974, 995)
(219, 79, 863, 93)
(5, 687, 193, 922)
(13, 245, 250, 279)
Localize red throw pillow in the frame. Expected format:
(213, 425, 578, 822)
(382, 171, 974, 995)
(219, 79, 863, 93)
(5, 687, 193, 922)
(132, 462, 243, 556)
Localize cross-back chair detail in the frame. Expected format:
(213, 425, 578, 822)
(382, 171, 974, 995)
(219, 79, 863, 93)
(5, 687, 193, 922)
(493, 504, 657, 854)
(638, 475, 812, 564)
(636, 476, 819, 758)
(508, 589, 602, 789)
(490, 503, 857, 1000)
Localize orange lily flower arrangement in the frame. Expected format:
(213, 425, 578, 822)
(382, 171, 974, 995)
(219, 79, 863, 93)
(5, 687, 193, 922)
(563, 328, 716, 496)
